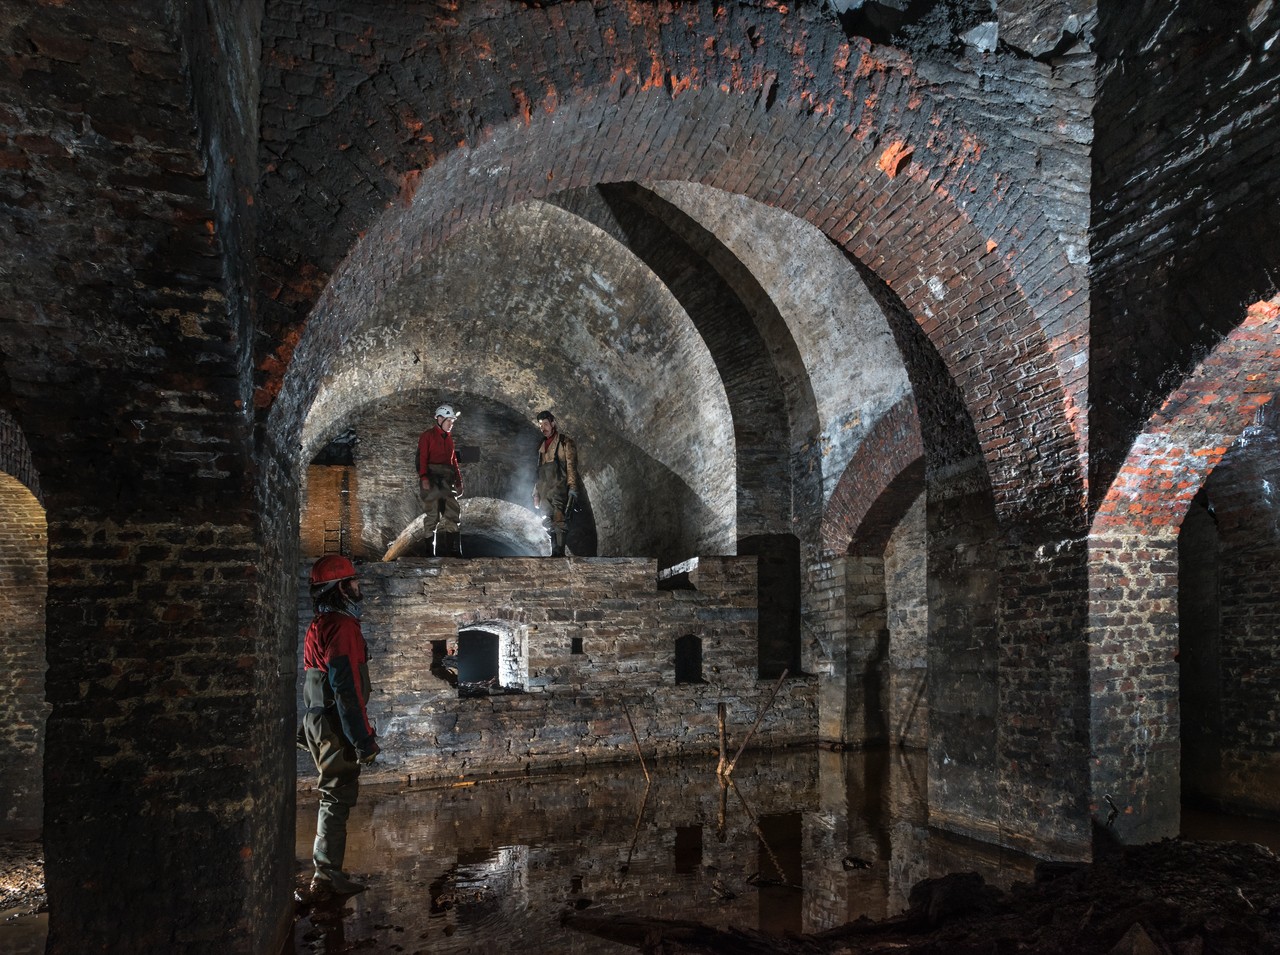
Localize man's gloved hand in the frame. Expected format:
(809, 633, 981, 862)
(356, 738, 381, 766)
(568, 488, 579, 510)
(454, 482, 464, 500)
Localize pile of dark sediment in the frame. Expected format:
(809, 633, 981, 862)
(566, 839, 1280, 954)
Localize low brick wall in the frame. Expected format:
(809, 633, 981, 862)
(297, 556, 819, 782)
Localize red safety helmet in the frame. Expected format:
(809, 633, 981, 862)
(309, 554, 358, 586)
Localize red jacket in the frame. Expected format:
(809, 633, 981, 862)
(417, 426, 462, 488)
(303, 610, 376, 753)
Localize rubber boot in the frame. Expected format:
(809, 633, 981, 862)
(447, 531, 464, 559)
(551, 532, 565, 557)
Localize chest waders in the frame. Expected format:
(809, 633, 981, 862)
(301, 669, 362, 891)
(536, 454, 570, 556)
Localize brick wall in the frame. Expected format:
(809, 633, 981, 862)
(300, 465, 363, 558)
(262, 1, 1090, 539)
(297, 556, 818, 782)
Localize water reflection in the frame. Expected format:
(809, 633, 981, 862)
(291, 746, 1037, 953)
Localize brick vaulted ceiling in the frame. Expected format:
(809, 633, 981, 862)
(257, 0, 1090, 537)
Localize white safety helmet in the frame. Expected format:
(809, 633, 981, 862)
(434, 404, 459, 420)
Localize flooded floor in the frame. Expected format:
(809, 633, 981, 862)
(5, 747, 1280, 955)
(289, 746, 1035, 954)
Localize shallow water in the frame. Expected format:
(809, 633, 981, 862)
(4, 747, 1273, 954)
(290, 746, 1037, 954)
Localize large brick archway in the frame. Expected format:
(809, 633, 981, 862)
(260, 12, 1085, 532)
(1088, 297, 1280, 844)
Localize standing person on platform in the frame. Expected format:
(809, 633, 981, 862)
(531, 410, 579, 557)
(418, 403, 465, 558)
(298, 554, 380, 902)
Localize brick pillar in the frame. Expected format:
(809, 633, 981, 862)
(926, 461, 1001, 844)
(808, 552, 851, 745)
(997, 534, 1091, 859)
(843, 554, 889, 747)
(1089, 532, 1182, 844)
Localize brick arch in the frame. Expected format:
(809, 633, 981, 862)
(265, 44, 1081, 529)
(0, 409, 47, 837)
(821, 396, 924, 555)
(0, 410, 42, 505)
(1092, 297, 1280, 538)
(1087, 295, 1280, 845)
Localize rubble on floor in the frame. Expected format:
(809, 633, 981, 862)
(0, 840, 45, 919)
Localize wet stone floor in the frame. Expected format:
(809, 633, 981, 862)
(290, 746, 1035, 954)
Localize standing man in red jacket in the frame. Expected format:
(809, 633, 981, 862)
(418, 403, 465, 558)
(299, 554, 380, 901)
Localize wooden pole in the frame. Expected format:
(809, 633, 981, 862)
(621, 698, 650, 781)
(716, 701, 727, 776)
(719, 669, 788, 779)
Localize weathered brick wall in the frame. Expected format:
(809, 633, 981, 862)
(261, 1, 1090, 539)
(1090, 299, 1280, 845)
(840, 554, 887, 748)
(1178, 498, 1224, 809)
(297, 557, 818, 781)
(0, 1, 292, 950)
(0, 473, 47, 837)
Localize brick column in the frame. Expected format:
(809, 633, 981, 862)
(1088, 532, 1182, 843)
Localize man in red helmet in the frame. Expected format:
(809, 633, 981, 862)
(298, 554, 380, 901)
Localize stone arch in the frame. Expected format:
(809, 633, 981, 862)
(1088, 296, 1280, 844)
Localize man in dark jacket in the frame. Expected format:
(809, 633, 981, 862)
(299, 554, 380, 900)
(532, 410, 579, 557)
(418, 403, 465, 558)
